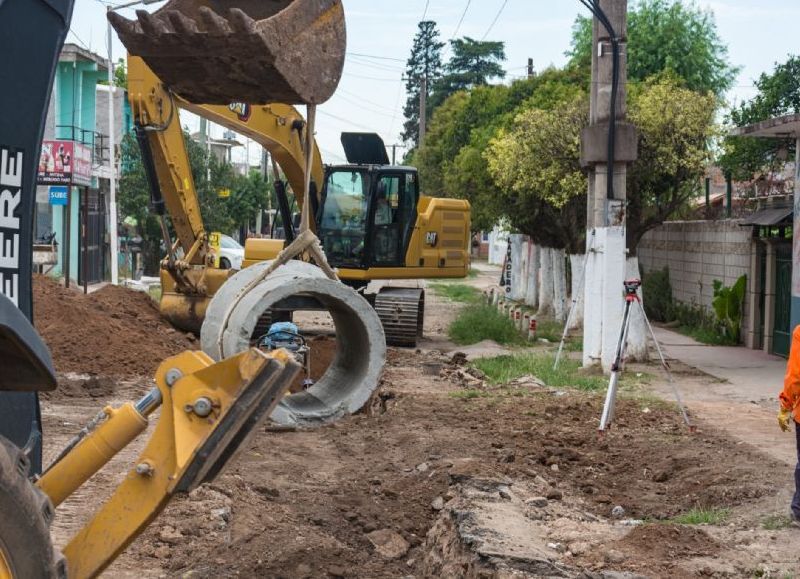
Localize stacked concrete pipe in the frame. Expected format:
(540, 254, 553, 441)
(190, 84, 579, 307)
(201, 261, 386, 428)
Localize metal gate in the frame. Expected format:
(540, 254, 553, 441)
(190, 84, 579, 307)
(78, 189, 106, 285)
(773, 244, 792, 357)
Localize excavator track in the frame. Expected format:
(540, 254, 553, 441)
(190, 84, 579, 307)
(373, 288, 425, 348)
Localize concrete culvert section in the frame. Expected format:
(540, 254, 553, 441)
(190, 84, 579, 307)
(201, 261, 386, 428)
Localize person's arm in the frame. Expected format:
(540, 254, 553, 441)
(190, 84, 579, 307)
(781, 326, 800, 411)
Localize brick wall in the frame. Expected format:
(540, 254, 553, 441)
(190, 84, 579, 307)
(638, 220, 753, 310)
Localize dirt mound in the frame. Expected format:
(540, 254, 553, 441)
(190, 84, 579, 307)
(615, 524, 720, 560)
(33, 275, 196, 379)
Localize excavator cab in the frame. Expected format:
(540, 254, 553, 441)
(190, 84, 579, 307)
(316, 132, 419, 272)
(318, 164, 419, 271)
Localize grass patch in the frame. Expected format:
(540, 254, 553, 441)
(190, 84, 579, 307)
(675, 324, 738, 346)
(670, 507, 730, 526)
(430, 283, 482, 304)
(534, 319, 563, 342)
(467, 267, 479, 278)
(147, 285, 162, 304)
(474, 352, 607, 391)
(448, 304, 526, 346)
(762, 514, 794, 530)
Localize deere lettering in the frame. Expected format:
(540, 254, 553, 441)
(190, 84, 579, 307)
(0, 147, 22, 306)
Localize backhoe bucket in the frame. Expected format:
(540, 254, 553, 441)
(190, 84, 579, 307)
(108, 0, 346, 105)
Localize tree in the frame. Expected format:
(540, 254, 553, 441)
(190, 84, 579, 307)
(431, 37, 506, 109)
(567, 0, 737, 97)
(118, 131, 268, 272)
(402, 21, 444, 146)
(720, 55, 800, 181)
(413, 68, 584, 231)
(485, 96, 589, 253)
(626, 76, 718, 250)
(483, 76, 716, 253)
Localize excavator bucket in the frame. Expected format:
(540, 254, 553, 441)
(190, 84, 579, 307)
(108, 0, 346, 105)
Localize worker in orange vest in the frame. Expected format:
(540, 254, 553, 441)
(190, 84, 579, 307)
(779, 326, 800, 526)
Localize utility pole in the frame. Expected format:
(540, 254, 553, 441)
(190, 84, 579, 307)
(419, 76, 427, 145)
(581, 0, 637, 372)
(527, 57, 534, 78)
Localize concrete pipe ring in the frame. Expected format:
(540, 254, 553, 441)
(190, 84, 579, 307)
(201, 261, 386, 428)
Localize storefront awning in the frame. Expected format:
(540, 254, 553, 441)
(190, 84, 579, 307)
(739, 207, 793, 226)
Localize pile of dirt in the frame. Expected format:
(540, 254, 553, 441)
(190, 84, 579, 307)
(33, 275, 196, 379)
(614, 524, 720, 560)
(117, 354, 781, 577)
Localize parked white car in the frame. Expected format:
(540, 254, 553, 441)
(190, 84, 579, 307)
(218, 234, 244, 270)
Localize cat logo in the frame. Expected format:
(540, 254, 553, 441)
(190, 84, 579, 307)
(425, 231, 438, 246)
(229, 102, 251, 122)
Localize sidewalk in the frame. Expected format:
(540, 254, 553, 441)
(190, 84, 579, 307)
(653, 326, 786, 403)
(650, 326, 794, 466)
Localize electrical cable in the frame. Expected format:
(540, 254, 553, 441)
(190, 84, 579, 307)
(481, 0, 509, 41)
(450, 0, 472, 40)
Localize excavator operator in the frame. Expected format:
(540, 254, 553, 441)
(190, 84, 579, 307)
(778, 324, 800, 528)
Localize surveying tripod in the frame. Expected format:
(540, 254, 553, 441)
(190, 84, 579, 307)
(599, 279, 693, 432)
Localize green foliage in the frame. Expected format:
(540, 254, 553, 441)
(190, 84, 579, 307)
(486, 95, 588, 251)
(430, 283, 482, 304)
(670, 301, 738, 346)
(473, 353, 607, 391)
(721, 55, 800, 181)
(431, 37, 506, 109)
(118, 132, 271, 273)
(626, 76, 718, 249)
(403, 21, 445, 146)
(762, 514, 794, 531)
(642, 268, 673, 323)
(567, 0, 737, 97)
(711, 275, 746, 341)
(669, 507, 730, 525)
(448, 304, 526, 346)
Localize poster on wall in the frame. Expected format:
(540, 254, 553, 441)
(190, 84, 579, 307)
(37, 140, 92, 187)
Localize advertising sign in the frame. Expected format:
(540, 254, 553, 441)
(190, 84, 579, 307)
(48, 185, 68, 206)
(37, 140, 92, 186)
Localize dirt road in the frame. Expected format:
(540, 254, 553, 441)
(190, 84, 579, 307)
(38, 269, 800, 577)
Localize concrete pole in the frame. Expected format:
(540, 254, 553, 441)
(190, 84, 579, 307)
(582, 0, 630, 372)
(106, 9, 119, 285)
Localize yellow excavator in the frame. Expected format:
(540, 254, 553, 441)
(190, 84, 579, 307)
(125, 56, 471, 347)
(0, 1, 396, 577)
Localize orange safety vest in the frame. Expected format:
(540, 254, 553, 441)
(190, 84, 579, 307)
(781, 326, 800, 422)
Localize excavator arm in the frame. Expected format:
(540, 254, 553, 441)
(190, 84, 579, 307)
(128, 56, 324, 327)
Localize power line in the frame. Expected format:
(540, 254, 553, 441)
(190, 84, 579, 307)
(318, 110, 377, 133)
(346, 56, 405, 73)
(341, 71, 404, 83)
(332, 92, 397, 119)
(481, 0, 509, 41)
(346, 52, 405, 63)
(450, 0, 472, 40)
(338, 88, 401, 114)
(68, 29, 92, 51)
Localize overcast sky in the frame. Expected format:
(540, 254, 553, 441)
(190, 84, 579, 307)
(72, 0, 800, 167)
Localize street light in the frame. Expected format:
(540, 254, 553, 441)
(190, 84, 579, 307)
(106, 0, 161, 285)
